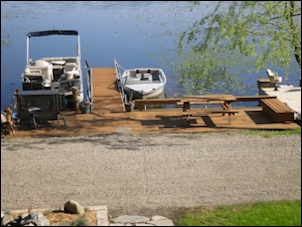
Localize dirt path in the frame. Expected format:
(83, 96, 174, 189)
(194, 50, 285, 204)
(1, 132, 301, 220)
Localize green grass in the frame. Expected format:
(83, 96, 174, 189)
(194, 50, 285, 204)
(177, 200, 301, 226)
(194, 128, 301, 137)
(71, 215, 89, 226)
(245, 127, 301, 137)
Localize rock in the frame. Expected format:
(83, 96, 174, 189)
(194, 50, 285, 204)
(151, 215, 168, 221)
(20, 212, 50, 226)
(64, 200, 85, 215)
(1, 214, 14, 226)
(112, 215, 150, 223)
(147, 219, 174, 226)
(19, 213, 29, 219)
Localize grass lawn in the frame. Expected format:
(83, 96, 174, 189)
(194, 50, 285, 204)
(244, 127, 301, 137)
(176, 200, 301, 226)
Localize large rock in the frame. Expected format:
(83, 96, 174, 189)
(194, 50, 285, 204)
(1, 214, 14, 226)
(64, 200, 85, 215)
(20, 212, 50, 226)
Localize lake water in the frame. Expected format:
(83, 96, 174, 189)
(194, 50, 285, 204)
(1, 1, 300, 111)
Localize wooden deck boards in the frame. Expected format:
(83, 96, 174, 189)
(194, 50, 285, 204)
(9, 68, 300, 138)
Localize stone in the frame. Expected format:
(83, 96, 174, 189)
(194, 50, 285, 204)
(20, 212, 50, 226)
(97, 220, 109, 226)
(97, 209, 108, 220)
(135, 224, 154, 226)
(147, 219, 174, 226)
(64, 200, 85, 215)
(112, 215, 150, 223)
(19, 213, 29, 219)
(1, 214, 14, 226)
(151, 215, 168, 221)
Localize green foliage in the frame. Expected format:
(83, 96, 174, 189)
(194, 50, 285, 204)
(176, 1, 301, 95)
(71, 215, 89, 226)
(245, 127, 301, 137)
(4, 209, 11, 215)
(43, 210, 51, 215)
(177, 200, 301, 226)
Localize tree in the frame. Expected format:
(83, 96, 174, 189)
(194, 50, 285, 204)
(176, 1, 301, 95)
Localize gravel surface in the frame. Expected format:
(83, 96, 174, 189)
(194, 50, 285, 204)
(1, 132, 301, 219)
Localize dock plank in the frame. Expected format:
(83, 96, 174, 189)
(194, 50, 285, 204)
(91, 68, 123, 113)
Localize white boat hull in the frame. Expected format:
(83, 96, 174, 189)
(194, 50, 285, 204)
(121, 67, 167, 100)
(124, 85, 165, 99)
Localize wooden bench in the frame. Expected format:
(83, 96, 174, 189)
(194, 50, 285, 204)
(261, 98, 294, 123)
(210, 110, 239, 125)
(235, 95, 277, 102)
(135, 98, 180, 111)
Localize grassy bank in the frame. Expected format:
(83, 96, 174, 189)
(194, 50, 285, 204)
(176, 200, 301, 226)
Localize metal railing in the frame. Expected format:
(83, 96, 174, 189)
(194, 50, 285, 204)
(114, 59, 126, 111)
(85, 59, 93, 112)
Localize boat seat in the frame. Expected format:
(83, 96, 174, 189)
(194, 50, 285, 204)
(140, 73, 152, 81)
(267, 69, 282, 90)
(24, 60, 53, 87)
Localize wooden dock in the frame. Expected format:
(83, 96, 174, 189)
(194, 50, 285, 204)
(8, 68, 300, 138)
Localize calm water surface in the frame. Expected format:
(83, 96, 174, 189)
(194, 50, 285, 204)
(1, 1, 300, 111)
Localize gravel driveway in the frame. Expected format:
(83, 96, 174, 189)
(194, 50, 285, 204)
(1, 132, 301, 218)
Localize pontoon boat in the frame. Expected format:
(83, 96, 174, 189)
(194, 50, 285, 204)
(21, 30, 84, 105)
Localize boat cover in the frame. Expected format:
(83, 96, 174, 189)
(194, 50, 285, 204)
(27, 30, 78, 38)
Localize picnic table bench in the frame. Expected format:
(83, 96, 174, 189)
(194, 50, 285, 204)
(135, 98, 180, 111)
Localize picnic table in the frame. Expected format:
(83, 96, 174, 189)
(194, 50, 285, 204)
(179, 94, 238, 125)
(179, 94, 237, 111)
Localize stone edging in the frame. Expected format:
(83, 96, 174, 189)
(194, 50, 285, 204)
(1, 205, 108, 226)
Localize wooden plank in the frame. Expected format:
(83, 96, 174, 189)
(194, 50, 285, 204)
(91, 68, 123, 113)
(178, 100, 224, 105)
(235, 95, 277, 102)
(180, 94, 236, 102)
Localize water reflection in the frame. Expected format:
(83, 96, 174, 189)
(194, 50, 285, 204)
(1, 1, 300, 110)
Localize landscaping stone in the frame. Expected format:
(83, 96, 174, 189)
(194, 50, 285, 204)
(150, 215, 168, 221)
(1, 214, 14, 226)
(147, 219, 174, 226)
(1, 212, 50, 226)
(135, 224, 154, 226)
(64, 200, 85, 215)
(20, 212, 50, 226)
(112, 215, 150, 223)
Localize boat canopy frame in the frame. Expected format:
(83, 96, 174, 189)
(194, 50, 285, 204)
(26, 30, 81, 63)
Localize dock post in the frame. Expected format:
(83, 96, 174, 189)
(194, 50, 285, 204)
(72, 87, 80, 113)
(15, 88, 21, 122)
(5, 106, 14, 136)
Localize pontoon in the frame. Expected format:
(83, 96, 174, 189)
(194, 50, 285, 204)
(21, 30, 84, 106)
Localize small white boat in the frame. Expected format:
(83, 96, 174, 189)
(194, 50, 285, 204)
(120, 67, 167, 99)
(21, 30, 84, 104)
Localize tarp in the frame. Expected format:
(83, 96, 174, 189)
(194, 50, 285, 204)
(27, 30, 78, 38)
